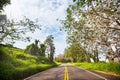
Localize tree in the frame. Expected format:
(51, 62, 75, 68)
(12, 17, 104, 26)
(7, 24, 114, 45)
(39, 43, 46, 57)
(0, 0, 10, 12)
(55, 54, 65, 62)
(64, 43, 87, 62)
(0, 0, 40, 44)
(44, 35, 55, 62)
(61, 0, 120, 62)
(0, 17, 41, 44)
(24, 40, 39, 55)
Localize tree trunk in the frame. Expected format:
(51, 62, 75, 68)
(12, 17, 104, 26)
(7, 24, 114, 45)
(108, 49, 114, 62)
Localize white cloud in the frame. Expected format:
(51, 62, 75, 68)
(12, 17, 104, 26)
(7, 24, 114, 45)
(3, 0, 69, 55)
(4, 0, 68, 26)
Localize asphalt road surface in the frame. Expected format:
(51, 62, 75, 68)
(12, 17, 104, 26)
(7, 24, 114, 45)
(24, 64, 120, 80)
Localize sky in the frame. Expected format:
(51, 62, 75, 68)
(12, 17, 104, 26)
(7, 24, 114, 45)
(3, 0, 71, 55)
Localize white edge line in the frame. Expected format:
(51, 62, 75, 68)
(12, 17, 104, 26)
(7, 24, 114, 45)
(24, 72, 41, 80)
(77, 67, 108, 80)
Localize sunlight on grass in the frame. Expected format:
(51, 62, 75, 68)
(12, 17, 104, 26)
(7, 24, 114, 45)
(0, 45, 58, 80)
(70, 62, 120, 75)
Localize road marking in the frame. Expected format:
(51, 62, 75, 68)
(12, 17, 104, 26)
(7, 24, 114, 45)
(64, 66, 69, 80)
(78, 67, 108, 80)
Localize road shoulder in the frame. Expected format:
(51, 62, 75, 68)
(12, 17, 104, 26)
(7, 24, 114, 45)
(88, 69, 120, 80)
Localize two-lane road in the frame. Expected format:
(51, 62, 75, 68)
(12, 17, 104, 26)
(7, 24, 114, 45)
(24, 64, 120, 80)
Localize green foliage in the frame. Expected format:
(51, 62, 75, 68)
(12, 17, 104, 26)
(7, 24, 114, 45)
(0, 0, 10, 11)
(0, 17, 41, 44)
(0, 62, 15, 80)
(25, 40, 47, 57)
(66, 8, 71, 14)
(55, 54, 66, 62)
(39, 44, 46, 56)
(64, 43, 87, 62)
(73, 0, 76, 2)
(12, 64, 57, 80)
(62, 0, 120, 63)
(44, 35, 55, 62)
(24, 42, 39, 55)
(0, 44, 58, 80)
(72, 6, 75, 10)
(71, 62, 120, 74)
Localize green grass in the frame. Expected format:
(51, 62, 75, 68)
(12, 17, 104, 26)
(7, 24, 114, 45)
(70, 62, 120, 75)
(0, 44, 59, 80)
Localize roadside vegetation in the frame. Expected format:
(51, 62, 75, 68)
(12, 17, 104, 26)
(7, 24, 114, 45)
(1, 0, 120, 79)
(60, 0, 120, 63)
(0, 1, 58, 80)
(55, 0, 120, 75)
(70, 62, 120, 75)
(0, 44, 58, 80)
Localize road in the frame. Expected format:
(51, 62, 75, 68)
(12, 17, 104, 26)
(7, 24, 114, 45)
(24, 64, 120, 80)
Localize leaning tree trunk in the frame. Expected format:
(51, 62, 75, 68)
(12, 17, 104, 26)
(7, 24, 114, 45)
(108, 49, 115, 62)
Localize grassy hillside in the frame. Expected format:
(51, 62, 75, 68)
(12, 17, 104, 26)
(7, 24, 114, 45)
(0, 44, 58, 80)
(70, 62, 120, 75)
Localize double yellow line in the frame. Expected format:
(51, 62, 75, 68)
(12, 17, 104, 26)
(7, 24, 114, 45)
(64, 66, 69, 80)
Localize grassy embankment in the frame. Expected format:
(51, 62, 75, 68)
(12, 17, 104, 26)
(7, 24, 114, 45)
(70, 62, 120, 75)
(0, 44, 60, 80)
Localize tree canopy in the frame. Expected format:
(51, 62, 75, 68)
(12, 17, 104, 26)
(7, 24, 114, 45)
(64, 43, 86, 62)
(44, 35, 55, 62)
(0, 17, 41, 44)
(0, 0, 10, 12)
(24, 35, 55, 62)
(61, 0, 120, 62)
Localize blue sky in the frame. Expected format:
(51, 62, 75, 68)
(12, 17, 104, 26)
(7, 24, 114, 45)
(4, 0, 72, 55)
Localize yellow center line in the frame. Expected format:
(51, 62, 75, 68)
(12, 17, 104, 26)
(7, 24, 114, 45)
(64, 66, 69, 80)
